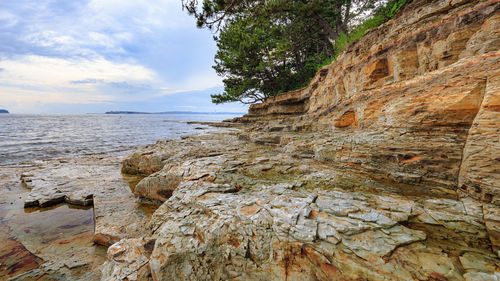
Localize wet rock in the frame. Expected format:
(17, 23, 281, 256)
(19, 155, 154, 248)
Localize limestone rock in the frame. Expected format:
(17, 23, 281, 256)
(101, 237, 155, 281)
(9, 0, 495, 280)
(239, 0, 500, 203)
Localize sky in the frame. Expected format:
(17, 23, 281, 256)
(0, 0, 248, 113)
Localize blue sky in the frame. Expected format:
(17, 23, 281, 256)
(0, 0, 248, 113)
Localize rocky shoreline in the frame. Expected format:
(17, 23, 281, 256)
(0, 0, 499, 280)
(0, 154, 127, 280)
(103, 127, 499, 281)
(101, 0, 500, 279)
(0, 128, 238, 280)
(2, 123, 498, 280)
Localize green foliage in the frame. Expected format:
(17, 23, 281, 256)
(183, 0, 409, 104)
(334, 0, 410, 58)
(209, 1, 350, 104)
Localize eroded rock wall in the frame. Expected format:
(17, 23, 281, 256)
(244, 0, 500, 204)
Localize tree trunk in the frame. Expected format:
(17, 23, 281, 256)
(311, 12, 336, 56)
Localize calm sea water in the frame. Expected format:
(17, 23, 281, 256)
(0, 113, 241, 165)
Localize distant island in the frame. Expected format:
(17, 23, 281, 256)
(105, 111, 244, 115)
(0, 109, 9, 113)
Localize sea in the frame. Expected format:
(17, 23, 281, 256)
(0, 113, 241, 166)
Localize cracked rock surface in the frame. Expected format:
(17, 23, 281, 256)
(20, 155, 153, 248)
(0, 154, 155, 280)
(107, 128, 499, 280)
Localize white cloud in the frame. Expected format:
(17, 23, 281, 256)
(0, 54, 221, 105)
(15, 0, 194, 59)
(0, 0, 227, 113)
(0, 85, 113, 104)
(24, 30, 80, 49)
(0, 55, 156, 105)
(0, 55, 154, 87)
(85, 0, 190, 31)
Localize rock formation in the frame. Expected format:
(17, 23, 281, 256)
(2, 155, 152, 280)
(105, 0, 500, 280)
(245, 0, 500, 204)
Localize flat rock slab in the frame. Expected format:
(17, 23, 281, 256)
(0, 165, 105, 281)
(20, 155, 153, 247)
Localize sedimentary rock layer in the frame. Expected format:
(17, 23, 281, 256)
(244, 0, 500, 204)
(21, 155, 153, 247)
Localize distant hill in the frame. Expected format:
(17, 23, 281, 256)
(0, 109, 9, 113)
(105, 111, 244, 115)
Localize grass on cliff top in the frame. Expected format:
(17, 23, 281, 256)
(333, 0, 411, 59)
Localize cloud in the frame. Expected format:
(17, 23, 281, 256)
(85, 0, 190, 30)
(158, 71, 223, 96)
(176, 105, 196, 109)
(0, 86, 249, 114)
(70, 79, 105, 84)
(0, 55, 156, 105)
(0, 55, 154, 87)
(0, 10, 18, 29)
(0, 54, 222, 104)
(0, 0, 235, 113)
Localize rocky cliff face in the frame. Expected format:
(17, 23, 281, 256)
(106, 0, 500, 280)
(245, 0, 500, 205)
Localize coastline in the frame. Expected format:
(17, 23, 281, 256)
(1, 117, 499, 280)
(107, 120, 499, 280)
(0, 114, 240, 166)
(104, 0, 500, 279)
(0, 123, 237, 280)
(0, 155, 113, 280)
(0, 0, 498, 279)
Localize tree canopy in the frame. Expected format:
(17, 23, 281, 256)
(182, 0, 408, 104)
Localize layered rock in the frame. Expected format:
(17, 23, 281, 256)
(109, 0, 500, 280)
(112, 131, 499, 281)
(243, 0, 500, 204)
(101, 237, 155, 281)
